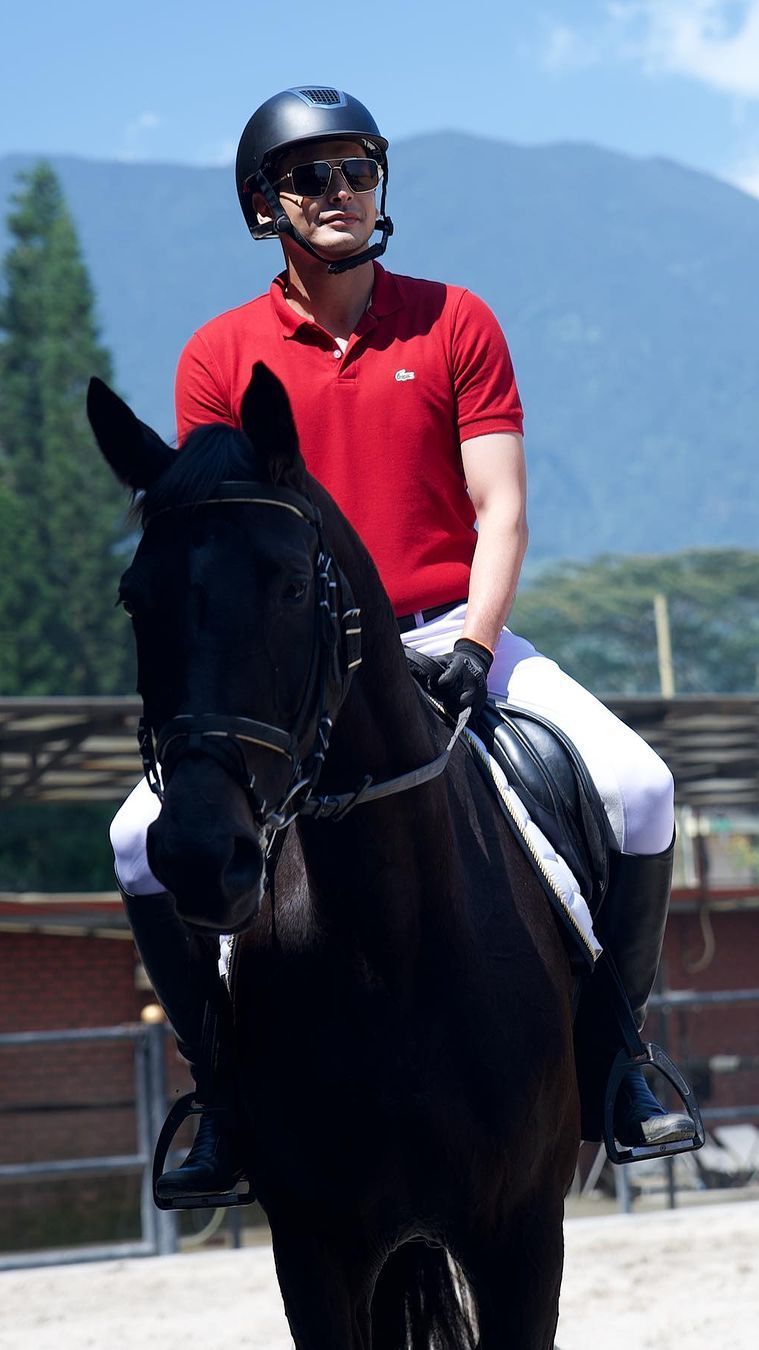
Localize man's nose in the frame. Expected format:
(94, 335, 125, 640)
(328, 167, 353, 199)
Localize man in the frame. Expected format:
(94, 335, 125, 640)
(112, 87, 693, 1204)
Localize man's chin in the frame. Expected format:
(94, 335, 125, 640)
(312, 226, 372, 256)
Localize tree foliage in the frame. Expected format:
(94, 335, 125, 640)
(0, 162, 133, 694)
(511, 549, 759, 695)
(0, 802, 117, 890)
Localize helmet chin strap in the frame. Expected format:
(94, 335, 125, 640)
(252, 171, 394, 276)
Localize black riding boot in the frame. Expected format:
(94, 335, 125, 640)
(598, 839, 695, 1148)
(119, 885, 246, 1201)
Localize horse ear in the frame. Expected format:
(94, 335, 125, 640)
(240, 362, 307, 489)
(87, 377, 175, 490)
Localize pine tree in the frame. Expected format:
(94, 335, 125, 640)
(0, 162, 133, 694)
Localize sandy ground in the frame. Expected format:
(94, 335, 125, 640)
(1, 1200, 758, 1349)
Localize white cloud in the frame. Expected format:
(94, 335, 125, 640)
(132, 112, 161, 132)
(120, 111, 162, 161)
(538, 3, 759, 97)
(724, 148, 759, 194)
(197, 138, 237, 167)
(608, 1, 759, 99)
(539, 21, 603, 70)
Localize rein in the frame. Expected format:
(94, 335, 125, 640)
(297, 707, 470, 821)
(136, 480, 468, 829)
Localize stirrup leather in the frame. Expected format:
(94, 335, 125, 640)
(152, 1092, 255, 1211)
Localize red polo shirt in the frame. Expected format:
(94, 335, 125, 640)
(175, 263, 523, 615)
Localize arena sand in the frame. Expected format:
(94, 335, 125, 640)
(1, 1199, 757, 1348)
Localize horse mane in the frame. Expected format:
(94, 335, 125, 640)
(135, 423, 266, 525)
(134, 416, 414, 717)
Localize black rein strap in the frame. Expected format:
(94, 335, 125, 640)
(298, 707, 471, 822)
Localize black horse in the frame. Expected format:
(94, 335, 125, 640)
(89, 364, 579, 1350)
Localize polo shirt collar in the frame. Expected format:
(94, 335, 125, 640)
(269, 261, 404, 340)
(270, 272, 306, 337)
(366, 263, 404, 318)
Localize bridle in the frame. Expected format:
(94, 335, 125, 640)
(135, 480, 469, 832)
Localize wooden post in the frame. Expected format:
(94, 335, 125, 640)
(653, 592, 675, 698)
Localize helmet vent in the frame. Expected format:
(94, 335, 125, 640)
(292, 87, 347, 109)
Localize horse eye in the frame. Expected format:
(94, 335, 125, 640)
(119, 595, 136, 618)
(284, 578, 308, 602)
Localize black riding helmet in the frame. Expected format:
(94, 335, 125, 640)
(235, 87, 393, 275)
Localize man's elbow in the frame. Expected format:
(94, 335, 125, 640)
(516, 513, 529, 563)
(498, 500, 529, 553)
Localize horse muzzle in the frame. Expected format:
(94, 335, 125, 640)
(145, 756, 267, 933)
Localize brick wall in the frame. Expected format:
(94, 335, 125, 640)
(657, 902, 759, 1116)
(0, 910, 193, 1252)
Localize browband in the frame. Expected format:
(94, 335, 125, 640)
(142, 481, 321, 528)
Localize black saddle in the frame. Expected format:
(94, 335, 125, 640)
(478, 700, 611, 916)
(405, 649, 611, 922)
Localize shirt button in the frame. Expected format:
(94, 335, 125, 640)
(332, 349, 341, 359)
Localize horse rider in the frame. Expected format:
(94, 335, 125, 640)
(111, 86, 695, 1204)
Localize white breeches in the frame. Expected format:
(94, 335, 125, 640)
(401, 604, 674, 856)
(111, 605, 674, 896)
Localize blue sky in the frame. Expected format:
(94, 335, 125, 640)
(4, 0, 759, 195)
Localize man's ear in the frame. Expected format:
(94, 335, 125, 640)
(252, 190, 274, 227)
(87, 378, 175, 490)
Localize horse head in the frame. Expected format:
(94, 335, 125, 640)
(88, 363, 359, 933)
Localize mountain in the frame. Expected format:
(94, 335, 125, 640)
(1, 134, 757, 561)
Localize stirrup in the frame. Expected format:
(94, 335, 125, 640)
(152, 1091, 255, 1211)
(603, 1043, 705, 1165)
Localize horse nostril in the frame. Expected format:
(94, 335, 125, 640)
(223, 834, 265, 901)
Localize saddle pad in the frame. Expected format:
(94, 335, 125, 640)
(464, 726, 602, 966)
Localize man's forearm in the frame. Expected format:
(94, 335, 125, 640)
(461, 509, 528, 652)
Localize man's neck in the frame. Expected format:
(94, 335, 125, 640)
(283, 254, 375, 343)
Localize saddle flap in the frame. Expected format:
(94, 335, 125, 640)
(405, 649, 610, 914)
(478, 702, 610, 914)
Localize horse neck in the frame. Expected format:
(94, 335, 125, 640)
(296, 490, 460, 979)
(312, 481, 448, 812)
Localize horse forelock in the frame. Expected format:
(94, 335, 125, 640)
(136, 423, 267, 525)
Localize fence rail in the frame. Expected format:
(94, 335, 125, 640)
(0, 1021, 177, 1270)
(650, 988, 759, 1009)
(3, 986, 759, 1261)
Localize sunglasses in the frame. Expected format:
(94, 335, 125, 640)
(272, 157, 382, 199)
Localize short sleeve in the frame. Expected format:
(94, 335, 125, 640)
(175, 331, 235, 446)
(451, 290, 523, 442)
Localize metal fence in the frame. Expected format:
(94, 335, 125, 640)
(0, 1023, 177, 1270)
(604, 986, 759, 1213)
(3, 990, 758, 1263)
(649, 986, 759, 1122)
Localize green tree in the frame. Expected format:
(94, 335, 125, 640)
(0, 162, 133, 694)
(511, 549, 759, 695)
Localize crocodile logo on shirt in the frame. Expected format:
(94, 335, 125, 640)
(394, 369, 416, 382)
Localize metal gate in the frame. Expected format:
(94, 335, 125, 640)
(0, 1023, 177, 1270)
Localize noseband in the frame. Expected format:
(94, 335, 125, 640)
(136, 480, 469, 831)
(137, 481, 361, 830)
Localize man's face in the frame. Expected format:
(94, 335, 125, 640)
(257, 138, 379, 262)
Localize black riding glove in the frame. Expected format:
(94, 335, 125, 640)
(434, 638, 493, 721)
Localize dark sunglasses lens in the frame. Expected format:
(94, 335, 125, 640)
(289, 159, 381, 196)
(342, 158, 380, 191)
(290, 162, 334, 196)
